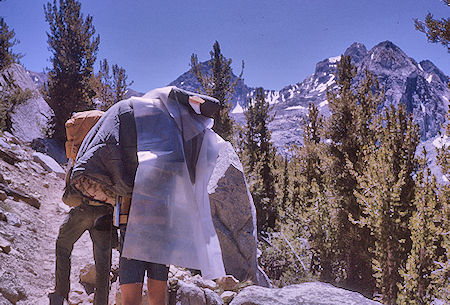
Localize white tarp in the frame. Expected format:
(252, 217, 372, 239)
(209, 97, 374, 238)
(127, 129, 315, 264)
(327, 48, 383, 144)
(122, 87, 226, 279)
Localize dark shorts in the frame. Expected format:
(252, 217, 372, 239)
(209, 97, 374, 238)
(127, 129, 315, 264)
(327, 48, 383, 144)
(118, 225, 169, 284)
(119, 256, 169, 284)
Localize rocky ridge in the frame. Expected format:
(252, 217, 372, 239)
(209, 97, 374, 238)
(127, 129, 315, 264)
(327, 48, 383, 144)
(262, 41, 448, 150)
(169, 41, 449, 152)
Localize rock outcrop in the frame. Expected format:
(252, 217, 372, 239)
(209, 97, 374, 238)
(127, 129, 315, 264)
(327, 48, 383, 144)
(229, 282, 383, 305)
(32, 151, 65, 179)
(208, 141, 269, 287)
(2, 64, 53, 142)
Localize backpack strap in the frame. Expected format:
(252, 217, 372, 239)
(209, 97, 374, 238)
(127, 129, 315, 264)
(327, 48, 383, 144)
(118, 196, 131, 225)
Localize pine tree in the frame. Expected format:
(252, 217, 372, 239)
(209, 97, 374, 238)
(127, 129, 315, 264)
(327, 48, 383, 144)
(190, 41, 243, 142)
(111, 64, 132, 104)
(91, 58, 113, 109)
(0, 17, 22, 70)
(277, 155, 289, 213)
(356, 105, 419, 304)
(287, 148, 302, 211)
(298, 103, 338, 282)
(307, 177, 339, 283)
(324, 55, 382, 296)
(432, 109, 450, 303)
(414, 0, 450, 52)
(242, 87, 277, 233)
(92, 59, 133, 110)
(286, 104, 324, 216)
(397, 148, 447, 305)
(44, 0, 100, 142)
(300, 103, 324, 201)
(437, 109, 450, 180)
(0, 18, 31, 131)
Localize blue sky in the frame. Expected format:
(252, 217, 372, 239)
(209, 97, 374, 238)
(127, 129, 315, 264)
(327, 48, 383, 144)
(1, 0, 449, 93)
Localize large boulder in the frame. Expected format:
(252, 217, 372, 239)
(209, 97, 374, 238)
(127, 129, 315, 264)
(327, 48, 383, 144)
(32, 152, 65, 179)
(2, 64, 53, 142)
(168, 280, 223, 305)
(229, 282, 383, 305)
(208, 142, 269, 287)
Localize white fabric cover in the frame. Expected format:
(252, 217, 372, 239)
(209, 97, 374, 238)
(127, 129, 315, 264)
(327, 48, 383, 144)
(122, 87, 226, 279)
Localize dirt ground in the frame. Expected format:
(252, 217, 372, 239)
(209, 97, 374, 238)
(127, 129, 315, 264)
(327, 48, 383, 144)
(0, 141, 119, 305)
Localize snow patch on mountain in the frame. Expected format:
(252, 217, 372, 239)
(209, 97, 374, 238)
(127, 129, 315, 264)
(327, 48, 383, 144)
(232, 103, 244, 114)
(433, 134, 449, 150)
(313, 74, 335, 93)
(417, 133, 449, 184)
(286, 105, 307, 111)
(319, 100, 329, 107)
(328, 55, 341, 63)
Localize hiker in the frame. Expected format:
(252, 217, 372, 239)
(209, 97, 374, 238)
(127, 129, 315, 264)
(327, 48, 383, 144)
(69, 86, 226, 304)
(49, 110, 117, 305)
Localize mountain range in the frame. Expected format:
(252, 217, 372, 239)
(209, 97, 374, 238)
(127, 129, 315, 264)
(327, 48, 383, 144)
(170, 41, 449, 152)
(25, 40, 449, 161)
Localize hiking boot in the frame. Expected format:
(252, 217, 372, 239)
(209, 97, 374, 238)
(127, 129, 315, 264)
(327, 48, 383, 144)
(48, 292, 65, 305)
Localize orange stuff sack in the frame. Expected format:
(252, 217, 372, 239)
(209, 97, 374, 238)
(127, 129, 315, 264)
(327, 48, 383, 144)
(65, 110, 104, 160)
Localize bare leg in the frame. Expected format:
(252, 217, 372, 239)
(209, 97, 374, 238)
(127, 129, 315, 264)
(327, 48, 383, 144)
(121, 283, 143, 305)
(147, 279, 167, 305)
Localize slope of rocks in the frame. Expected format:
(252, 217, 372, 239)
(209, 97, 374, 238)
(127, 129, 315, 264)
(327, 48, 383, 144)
(0, 131, 70, 304)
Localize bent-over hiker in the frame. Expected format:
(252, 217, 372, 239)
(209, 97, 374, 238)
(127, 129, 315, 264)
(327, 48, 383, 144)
(68, 86, 226, 304)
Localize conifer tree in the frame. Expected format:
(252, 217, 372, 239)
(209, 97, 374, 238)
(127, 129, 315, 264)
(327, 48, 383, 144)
(307, 177, 339, 283)
(356, 105, 419, 304)
(91, 58, 113, 109)
(414, 0, 450, 52)
(324, 55, 382, 296)
(286, 105, 324, 216)
(432, 109, 450, 303)
(297, 103, 338, 282)
(242, 87, 277, 233)
(0, 17, 22, 70)
(44, 0, 100, 142)
(92, 59, 133, 110)
(286, 146, 303, 213)
(437, 109, 449, 180)
(190, 41, 243, 142)
(111, 64, 132, 103)
(397, 148, 447, 305)
(300, 103, 324, 200)
(0, 19, 32, 131)
(278, 155, 289, 213)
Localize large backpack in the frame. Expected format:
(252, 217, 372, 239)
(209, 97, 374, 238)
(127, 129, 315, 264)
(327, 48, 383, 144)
(65, 110, 104, 161)
(63, 110, 104, 207)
